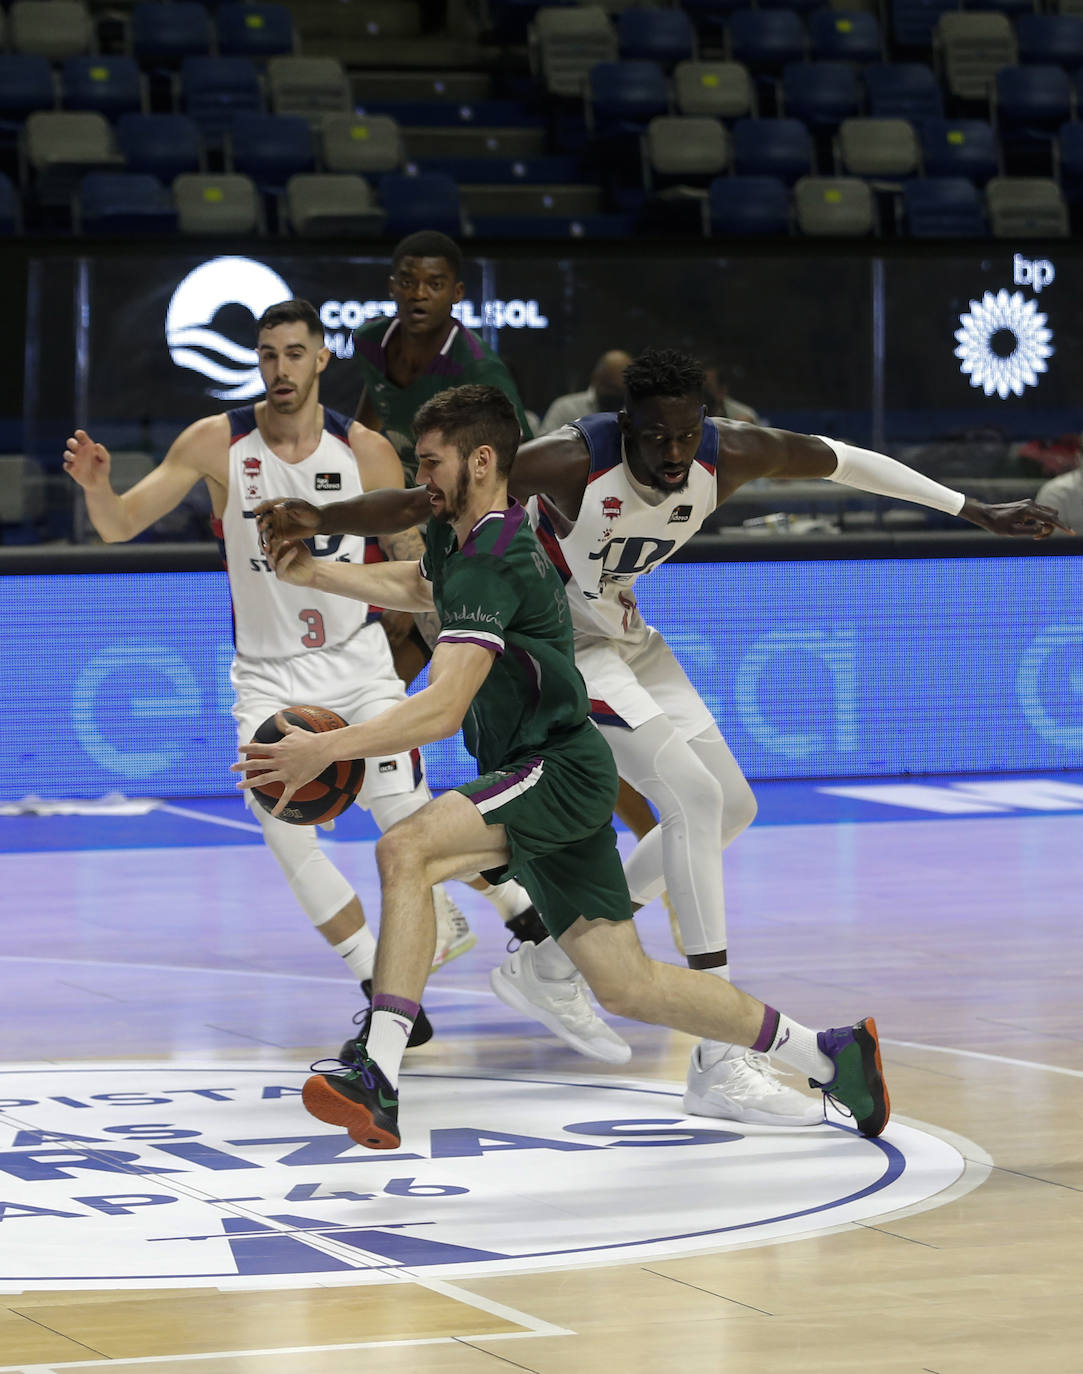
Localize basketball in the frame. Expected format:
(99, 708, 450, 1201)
(248, 704, 365, 826)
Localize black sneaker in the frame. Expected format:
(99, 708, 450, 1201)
(810, 1017, 890, 1138)
(504, 904, 549, 950)
(302, 1052, 400, 1150)
(339, 979, 433, 1062)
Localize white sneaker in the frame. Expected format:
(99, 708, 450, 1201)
(431, 886, 476, 972)
(683, 1046, 823, 1126)
(490, 942, 632, 1065)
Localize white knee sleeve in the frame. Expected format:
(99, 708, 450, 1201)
(255, 805, 355, 929)
(366, 778, 432, 835)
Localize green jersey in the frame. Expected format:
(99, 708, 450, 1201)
(420, 501, 588, 774)
(353, 317, 534, 483)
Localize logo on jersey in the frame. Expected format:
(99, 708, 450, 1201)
(315, 473, 342, 492)
(378, 760, 398, 774)
(166, 257, 292, 402)
(668, 505, 693, 524)
(601, 496, 623, 520)
(242, 456, 263, 501)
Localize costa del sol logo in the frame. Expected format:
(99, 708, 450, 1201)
(166, 257, 292, 401)
(954, 288, 1053, 399)
(0, 1063, 974, 1290)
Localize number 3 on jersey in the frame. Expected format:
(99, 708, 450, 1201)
(299, 609, 325, 649)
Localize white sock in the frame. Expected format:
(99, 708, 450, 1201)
(761, 1010, 833, 1083)
(532, 937, 577, 980)
(364, 1008, 412, 1088)
(476, 878, 533, 923)
(697, 964, 741, 1067)
(330, 924, 376, 982)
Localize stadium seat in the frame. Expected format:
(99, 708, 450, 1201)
(836, 118, 919, 178)
(901, 177, 986, 235)
(617, 8, 696, 66)
(216, 3, 295, 59)
(673, 61, 754, 119)
(994, 66, 1072, 133)
(0, 455, 46, 532)
(10, 1, 92, 60)
(228, 113, 315, 189)
(531, 6, 619, 100)
(24, 111, 123, 205)
(728, 10, 806, 70)
(794, 175, 875, 234)
(706, 174, 790, 234)
(284, 173, 385, 236)
(809, 11, 883, 63)
(1017, 14, 1083, 66)
(174, 172, 261, 234)
(181, 57, 263, 139)
(985, 174, 1069, 235)
(267, 56, 352, 125)
(587, 61, 670, 134)
(321, 114, 403, 176)
(645, 115, 730, 186)
(77, 171, 177, 233)
(379, 171, 464, 237)
(1056, 120, 1083, 201)
(116, 113, 202, 180)
(921, 118, 1000, 183)
(891, 0, 957, 50)
(0, 174, 21, 235)
(781, 63, 861, 132)
(733, 116, 814, 182)
(936, 13, 1018, 102)
(131, 2, 213, 62)
(0, 55, 56, 120)
(62, 58, 144, 119)
(864, 63, 943, 121)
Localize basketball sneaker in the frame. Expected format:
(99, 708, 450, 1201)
(490, 942, 632, 1065)
(683, 1046, 823, 1127)
(504, 905, 549, 950)
(810, 1017, 890, 1138)
(339, 979, 432, 1063)
(432, 885, 476, 970)
(303, 1053, 401, 1150)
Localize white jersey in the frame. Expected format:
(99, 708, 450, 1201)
(529, 414, 719, 640)
(217, 405, 372, 662)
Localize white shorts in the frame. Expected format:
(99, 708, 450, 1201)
(231, 621, 424, 807)
(575, 624, 716, 740)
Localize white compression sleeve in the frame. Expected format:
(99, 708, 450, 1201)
(818, 437, 966, 516)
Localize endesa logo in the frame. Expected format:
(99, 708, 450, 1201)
(0, 1063, 970, 1290)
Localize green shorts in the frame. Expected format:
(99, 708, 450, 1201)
(457, 723, 634, 940)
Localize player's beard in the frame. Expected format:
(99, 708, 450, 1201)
(431, 460, 469, 523)
(267, 374, 314, 414)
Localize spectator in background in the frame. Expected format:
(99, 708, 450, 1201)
(1036, 454, 1083, 534)
(703, 361, 762, 425)
(539, 349, 633, 435)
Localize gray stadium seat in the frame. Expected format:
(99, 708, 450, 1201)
(174, 173, 261, 234)
(674, 62, 755, 119)
(24, 111, 122, 205)
(794, 175, 876, 234)
(986, 176, 1069, 236)
(10, 1, 92, 59)
(0, 455, 46, 527)
(530, 6, 619, 99)
(936, 13, 1018, 102)
(321, 114, 403, 176)
(267, 56, 352, 127)
(284, 173, 385, 237)
(645, 116, 730, 179)
(836, 118, 920, 178)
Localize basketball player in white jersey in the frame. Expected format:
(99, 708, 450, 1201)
(256, 346, 1068, 1125)
(62, 298, 628, 1063)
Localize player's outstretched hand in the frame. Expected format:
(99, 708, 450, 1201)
(232, 721, 330, 818)
(964, 497, 1075, 539)
(267, 536, 315, 587)
(254, 497, 321, 552)
(63, 430, 112, 489)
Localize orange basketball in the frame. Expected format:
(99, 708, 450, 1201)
(248, 705, 365, 826)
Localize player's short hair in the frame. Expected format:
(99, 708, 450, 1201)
(256, 298, 324, 340)
(413, 385, 521, 477)
(391, 231, 463, 278)
(623, 348, 706, 406)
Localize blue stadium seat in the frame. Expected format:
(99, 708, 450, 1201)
(117, 113, 202, 180)
(1056, 120, 1083, 201)
(732, 116, 813, 183)
(229, 112, 314, 188)
(587, 61, 670, 133)
(920, 118, 999, 183)
(0, 173, 20, 234)
(131, 2, 213, 61)
(891, 0, 958, 49)
(617, 8, 696, 66)
(995, 66, 1072, 133)
(181, 57, 263, 138)
(62, 57, 143, 119)
(0, 54, 54, 120)
(901, 177, 986, 235)
(809, 11, 882, 63)
(865, 63, 943, 120)
(1017, 15, 1083, 68)
(216, 3, 295, 59)
(728, 10, 806, 70)
(781, 62, 861, 131)
(379, 171, 464, 237)
(706, 174, 790, 233)
(78, 171, 177, 234)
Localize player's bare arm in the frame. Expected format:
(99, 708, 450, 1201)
(268, 532, 434, 611)
(507, 429, 591, 524)
(63, 415, 228, 543)
(234, 639, 494, 817)
(255, 485, 430, 551)
(713, 418, 1074, 539)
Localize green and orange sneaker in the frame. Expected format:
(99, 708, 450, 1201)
(810, 1017, 890, 1138)
(302, 1053, 401, 1150)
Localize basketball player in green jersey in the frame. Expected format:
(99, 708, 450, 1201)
(235, 385, 891, 1151)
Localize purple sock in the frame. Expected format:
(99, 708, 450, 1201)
(752, 1005, 780, 1054)
(372, 993, 420, 1022)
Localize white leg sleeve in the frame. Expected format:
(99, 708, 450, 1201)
(255, 805, 355, 929)
(366, 777, 432, 835)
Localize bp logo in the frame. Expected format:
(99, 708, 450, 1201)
(165, 257, 292, 401)
(0, 1064, 971, 1289)
(954, 288, 1053, 399)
